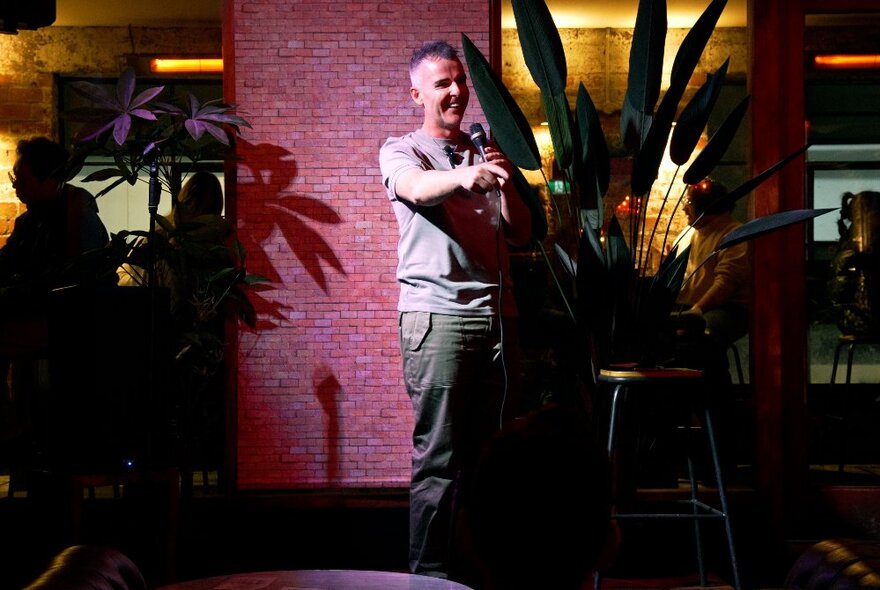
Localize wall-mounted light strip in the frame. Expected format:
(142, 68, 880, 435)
(149, 58, 223, 74)
(814, 54, 880, 70)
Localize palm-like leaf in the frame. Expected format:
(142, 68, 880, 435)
(510, 0, 573, 169)
(180, 94, 251, 146)
(631, 87, 677, 196)
(670, 58, 730, 165)
(669, 0, 728, 89)
(626, 0, 666, 115)
(511, 0, 567, 95)
(69, 67, 165, 145)
(461, 34, 541, 170)
(575, 83, 610, 213)
(719, 144, 811, 208)
(717, 208, 836, 251)
(511, 166, 548, 240)
(682, 95, 750, 184)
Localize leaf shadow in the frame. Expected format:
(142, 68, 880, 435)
(236, 139, 347, 328)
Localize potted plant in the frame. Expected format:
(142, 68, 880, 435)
(461, 0, 833, 386)
(63, 68, 267, 487)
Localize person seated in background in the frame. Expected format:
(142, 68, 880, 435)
(117, 170, 225, 293)
(0, 137, 109, 296)
(673, 178, 750, 360)
(663, 178, 750, 484)
(461, 402, 619, 590)
(0, 137, 109, 448)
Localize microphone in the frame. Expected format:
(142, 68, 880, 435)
(148, 158, 161, 214)
(469, 123, 502, 198)
(469, 123, 490, 161)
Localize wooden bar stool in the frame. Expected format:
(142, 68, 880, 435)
(596, 367, 742, 590)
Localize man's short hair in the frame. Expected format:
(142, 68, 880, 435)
(16, 137, 69, 181)
(409, 40, 460, 77)
(687, 177, 732, 216)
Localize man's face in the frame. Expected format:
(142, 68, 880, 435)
(10, 161, 56, 205)
(410, 56, 469, 136)
(683, 193, 699, 226)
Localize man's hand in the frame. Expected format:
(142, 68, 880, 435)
(457, 161, 510, 195)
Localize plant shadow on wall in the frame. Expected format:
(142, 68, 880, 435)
(235, 138, 346, 321)
(60, 68, 344, 483)
(463, 0, 834, 393)
(235, 139, 349, 485)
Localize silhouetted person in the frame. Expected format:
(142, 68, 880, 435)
(0, 137, 109, 452)
(463, 403, 618, 590)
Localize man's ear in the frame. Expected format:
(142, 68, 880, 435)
(410, 87, 422, 106)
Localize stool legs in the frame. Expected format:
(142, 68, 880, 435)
(600, 382, 742, 590)
(703, 407, 742, 590)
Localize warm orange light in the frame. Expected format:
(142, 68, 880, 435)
(814, 54, 880, 70)
(149, 58, 223, 74)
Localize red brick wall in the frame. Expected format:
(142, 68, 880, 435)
(227, 0, 492, 489)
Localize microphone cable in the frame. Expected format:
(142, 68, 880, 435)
(470, 123, 509, 430)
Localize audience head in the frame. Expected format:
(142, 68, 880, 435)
(174, 171, 223, 225)
(23, 544, 147, 590)
(684, 177, 732, 225)
(468, 402, 615, 590)
(11, 137, 69, 205)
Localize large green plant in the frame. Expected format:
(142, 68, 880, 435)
(64, 69, 267, 473)
(65, 67, 265, 373)
(463, 0, 832, 383)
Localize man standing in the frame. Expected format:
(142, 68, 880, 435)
(379, 40, 532, 579)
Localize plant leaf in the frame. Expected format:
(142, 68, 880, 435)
(554, 243, 577, 279)
(625, 0, 666, 114)
(185, 119, 206, 140)
(511, 0, 567, 95)
(669, 0, 728, 89)
(620, 91, 652, 151)
(461, 33, 541, 170)
(545, 91, 574, 171)
(511, 165, 548, 241)
(203, 122, 231, 146)
(575, 82, 610, 207)
(717, 208, 836, 251)
(631, 88, 677, 196)
(82, 168, 126, 182)
(682, 95, 750, 184)
(718, 144, 811, 208)
(670, 58, 729, 165)
(116, 67, 137, 107)
(130, 85, 165, 109)
(112, 113, 132, 145)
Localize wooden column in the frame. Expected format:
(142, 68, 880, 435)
(748, 0, 809, 530)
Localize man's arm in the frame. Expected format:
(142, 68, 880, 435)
(394, 160, 513, 207)
(689, 242, 749, 314)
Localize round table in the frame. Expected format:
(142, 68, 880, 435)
(157, 569, 475, 590)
